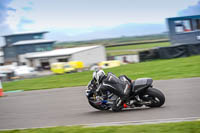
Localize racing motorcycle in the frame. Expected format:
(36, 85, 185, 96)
(86, 73, 165, 112)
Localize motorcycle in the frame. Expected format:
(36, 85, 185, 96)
(86, 75, 165, 112)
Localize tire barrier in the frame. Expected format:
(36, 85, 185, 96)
(139, 43, 200, 62)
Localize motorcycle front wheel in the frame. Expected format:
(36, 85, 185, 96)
(88, 93, 111, 111)
(140, 88, 165, 107)
(88, 100, 110, 110)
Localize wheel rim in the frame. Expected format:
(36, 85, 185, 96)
(143, 95, 161, 104)
(89, 95, 110, 110)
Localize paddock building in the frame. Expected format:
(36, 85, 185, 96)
(23, 45, 106, 69)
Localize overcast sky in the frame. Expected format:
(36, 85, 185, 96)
(0, 0, 200, 46)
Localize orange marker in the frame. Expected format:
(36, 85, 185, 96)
(0, 80, 3, 97)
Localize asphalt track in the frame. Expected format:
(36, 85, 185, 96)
(0, 78, 200, 130)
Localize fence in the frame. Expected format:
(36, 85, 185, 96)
(139, 43, 200, 62)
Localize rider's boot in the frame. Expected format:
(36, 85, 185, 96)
(112, 97, 125, 112)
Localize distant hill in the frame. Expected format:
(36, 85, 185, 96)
(47, 22, 167, 45)
(55, 32, 169, 48)
(100, 23, 167, 37)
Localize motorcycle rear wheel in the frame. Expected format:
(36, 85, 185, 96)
(141, 88, 165, 107)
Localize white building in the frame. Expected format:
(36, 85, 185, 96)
(23, 45, 106, 69)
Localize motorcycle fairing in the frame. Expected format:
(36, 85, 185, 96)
(132, 78, 153, 94)
(135, 78, 153, 86)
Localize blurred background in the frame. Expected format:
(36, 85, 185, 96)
(0, 0, 200, 82)
(0, 1, 200, 132)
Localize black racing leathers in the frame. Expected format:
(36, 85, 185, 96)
(98, 72, 131, 99)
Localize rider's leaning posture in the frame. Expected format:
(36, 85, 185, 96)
(92, 69, 132, 111)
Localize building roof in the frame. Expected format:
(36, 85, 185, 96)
(167, 15, 200, 21)
(3, 31, 48, 37)
(12, 39, 56, 46)
(26, 45, 101, 59)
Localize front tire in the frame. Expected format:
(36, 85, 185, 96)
(141, 88, 165, 107)
(88, 100, 110, 111)
(87, 93, 111, 111)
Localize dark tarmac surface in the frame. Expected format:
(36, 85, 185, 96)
(0, 78, 200, 130)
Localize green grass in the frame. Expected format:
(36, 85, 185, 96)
(106, 42, 171, 51)
(55, 33, 168, 48)
(1, 121, 200, 133)
(107, 51, 138, 56)
(2, 55, 200, 92)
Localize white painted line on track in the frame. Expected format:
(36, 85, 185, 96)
(1, 116, 200, 131)
(84, 116, 200, 127)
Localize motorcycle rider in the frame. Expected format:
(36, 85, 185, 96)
(92, 69, 132, 111)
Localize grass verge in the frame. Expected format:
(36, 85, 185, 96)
(2, 55, 200, 92)
(106, 42, 170, 51)
(0, 121, 200, 133)
(106, 50, 138, 56)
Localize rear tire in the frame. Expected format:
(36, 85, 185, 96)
(141, 88, 165, 107)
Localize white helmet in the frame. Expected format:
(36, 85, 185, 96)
(93, 70, 105, 84)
